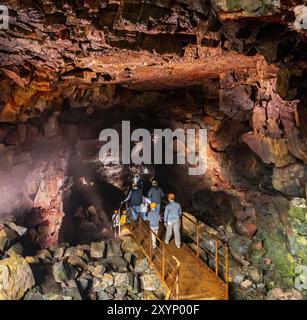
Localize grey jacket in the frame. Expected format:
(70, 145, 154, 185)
(164, 201, 182, 223)
(147, 186, 164, 204)
(147, 209, 160, 228)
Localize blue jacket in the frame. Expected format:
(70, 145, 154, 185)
(147, 187, 164, 204)
(147, 209, 159, 228)
(124, 188, 143, 206)
(164, 201, 182, 223)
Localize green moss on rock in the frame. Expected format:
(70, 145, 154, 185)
(288, 198, 307, 222)
(262, 229, 296, 288)
(213, 0, 280, 16)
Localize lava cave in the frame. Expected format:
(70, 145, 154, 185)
(0, 0, 306, 301)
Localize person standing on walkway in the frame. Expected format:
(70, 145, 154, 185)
(122, 183, 143, 221)
(140, 196, 151, 220)
(147, 179, 164, 215)
(164, 193, 182, 248)
(147, 202, 160, 249)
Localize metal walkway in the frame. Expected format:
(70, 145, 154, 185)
(122, 212, 229, 300)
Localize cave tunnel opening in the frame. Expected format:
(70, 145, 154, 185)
(1, 82, 279, 248)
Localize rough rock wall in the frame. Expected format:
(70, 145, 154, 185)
(0, 0, 306, 287)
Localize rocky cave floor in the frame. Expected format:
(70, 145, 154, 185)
(0, 0, 307, 300)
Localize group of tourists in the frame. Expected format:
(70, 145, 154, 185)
(112, 179, 182, 249)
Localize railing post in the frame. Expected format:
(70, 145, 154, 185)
(149, 227, 152, 263)
(176, 270, 179, 300)
(162, 245, 165, 284)
(225, 245, 229, 282)
(215, 240, 218, 276)
(196, 223, 200, 257)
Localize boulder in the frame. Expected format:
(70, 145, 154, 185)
(53, 247, 65, 260)
(106, 239, 122, 257)
(88, 264, 106, 278)
(234, 218, 258, 238)
(6, 242, 23, 257)
(97, 291, 113, 300)
(143, 291, 160, 300)
(272, 165, 307, 198)
(42, 293, 73, 300)
(240, 279, 253, 289)
(228, 235, 252, 266)
(77, 278, 90, 293)
(52, 260, 69, 283)
(64, 247, 85, 258)
(0, 256, 35, 300)
(25, 256, 40, 265)
(62, 280, 82, 300)
(113, 272, 133, 288)
(90, 241, 105, 259)
(49, 243, 69, 253)
(67, 255, 88, 270)
(105, 286, 116, 295)
(116, 286, 127, 297)
(92, 277, 109, 292)
(266, 288, 303, 300)
(121, 236, 140, 255)
(104, 255, 128, 272)
(124, 252, 133, 264)
(114, 292, 127, 300)
(244, 266, 262, 284)
(4, 222, 27, 237)
(35, 249, 53, 262)
(134, 258, 150, 273)
(76, 244, 91, 252)
(24, 288, 45, 300)
(228, 267, 245, 284)
(100, 273, 114, 287)
(0, 226, 18, 251)
(140, 274, 161, 291)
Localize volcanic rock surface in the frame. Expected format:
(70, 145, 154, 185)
(0, 0, 306, 299)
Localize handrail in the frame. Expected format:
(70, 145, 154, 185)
(181, 211, 229, 295)
(161, 201, 228, 297)
(123, 206, 180, 300)
(113, 201, 228, 300)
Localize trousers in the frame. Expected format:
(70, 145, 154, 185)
(165, 220, 181, 247)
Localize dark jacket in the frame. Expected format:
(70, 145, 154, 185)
(147, 186, 164, 204)
(125, 188, 143, 206)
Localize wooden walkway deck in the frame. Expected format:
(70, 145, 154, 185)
(125, 216, 228, 300)
(165, 240, 227, 300)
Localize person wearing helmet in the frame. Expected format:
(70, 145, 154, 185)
(112, 209, 120, 229)
(122, 183, 143, 221)
(120, 209, 128, 227)
(164, 193, 182, 248)
(147, 202, 159, 249)
(147, 179, 165, 215)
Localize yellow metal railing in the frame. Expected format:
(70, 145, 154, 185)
(111, 203, 228, 300)
(181, 212, 229, 298)
(127, 216, 181, 300)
